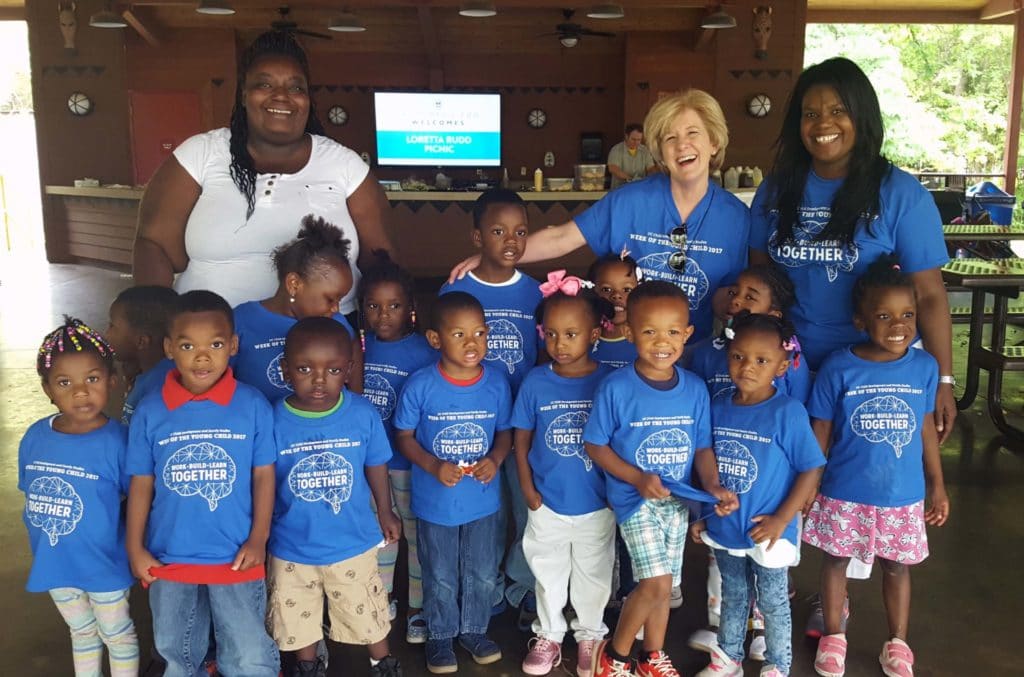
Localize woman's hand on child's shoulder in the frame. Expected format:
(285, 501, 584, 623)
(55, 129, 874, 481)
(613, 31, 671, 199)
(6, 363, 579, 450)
(689, 520, 706, 544)
(925, 485, 950, 527)
(129, 548, 162, 585)
(637, 472, 670, 500)
(749, 514, 787, 549)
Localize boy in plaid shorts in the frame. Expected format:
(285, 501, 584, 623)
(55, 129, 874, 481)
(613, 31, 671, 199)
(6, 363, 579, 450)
(584, 281, 738, 677)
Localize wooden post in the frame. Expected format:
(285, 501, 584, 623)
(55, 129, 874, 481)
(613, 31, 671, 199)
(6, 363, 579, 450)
(1003, 9, 1024, 194)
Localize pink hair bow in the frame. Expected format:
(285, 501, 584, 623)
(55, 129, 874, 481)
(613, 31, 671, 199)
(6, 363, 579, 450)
(539, 270, 593, 298)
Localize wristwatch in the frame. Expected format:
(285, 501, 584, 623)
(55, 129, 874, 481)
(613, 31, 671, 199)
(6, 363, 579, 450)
(939, 375, 956, 386)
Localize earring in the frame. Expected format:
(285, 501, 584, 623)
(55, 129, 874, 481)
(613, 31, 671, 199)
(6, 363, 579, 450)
(289, 296, 295, 303)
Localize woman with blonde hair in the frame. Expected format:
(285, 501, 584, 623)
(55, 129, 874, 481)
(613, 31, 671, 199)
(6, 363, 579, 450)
(450, 89, 749, 342)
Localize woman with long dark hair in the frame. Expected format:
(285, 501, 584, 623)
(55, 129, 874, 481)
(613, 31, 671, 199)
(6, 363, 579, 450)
(749, 57, 956, 443)
(134, 31, 394, 315)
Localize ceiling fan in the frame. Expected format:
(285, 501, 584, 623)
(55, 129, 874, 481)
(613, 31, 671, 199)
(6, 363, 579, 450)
(270, 6, 332, 40)
(542, 9, 615, 48)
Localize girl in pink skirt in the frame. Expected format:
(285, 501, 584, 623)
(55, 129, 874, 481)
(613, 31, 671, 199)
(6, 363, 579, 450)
(802, 256, 950, 677)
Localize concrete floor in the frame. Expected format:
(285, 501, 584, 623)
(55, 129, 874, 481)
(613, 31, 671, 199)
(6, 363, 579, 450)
(0, 256, 1021, 676)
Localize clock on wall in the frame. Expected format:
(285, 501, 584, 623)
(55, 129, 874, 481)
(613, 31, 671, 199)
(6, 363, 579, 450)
(747, 93, 771, 118)
(67, 91, 93, 116)
(327, 105, 348, 126)
(527, 108, 547, 129)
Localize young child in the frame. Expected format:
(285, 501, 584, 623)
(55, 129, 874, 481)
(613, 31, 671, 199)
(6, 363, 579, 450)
(688, 265, 811, 404)
(234, 215, 361, 401)
(393, 291, 513, 674)
(267, 317, 403, 677)
(359, 252, 437, 643)
(105, 285, 178, 424)
(439, 188, 542, 623)
(20, 318, 139, 676)
(512, 273, 616, 676)
(125, 290, 280, 676)
(589, 253, 640, 369)
(690, 313, 825, 677)
(804, 256, 949, 677)
(583, 281, 738, 677)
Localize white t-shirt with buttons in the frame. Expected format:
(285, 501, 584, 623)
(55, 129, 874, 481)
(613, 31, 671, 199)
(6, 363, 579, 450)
(172, 128, 369, 313)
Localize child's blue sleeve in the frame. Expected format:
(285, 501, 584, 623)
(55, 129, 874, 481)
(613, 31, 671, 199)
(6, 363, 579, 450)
(805, 359, 839, 422)
(252, 395, 277, 467)
(392, 376, 422, 433)
(115, 424, 131, 495)
(582, 382, 615, 446)
(784, 355, 813, 405)
(365, 404, 393, 467)
(781, 401, 827, 473)
(693, 384, 713, 449)
(125, 406, 156, 477)
(509, 377, 537, 431)
(16, 428, 31, 493)
(495, 377, 513, 431)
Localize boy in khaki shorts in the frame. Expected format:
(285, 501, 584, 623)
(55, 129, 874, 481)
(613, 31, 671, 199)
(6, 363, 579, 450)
(267, 318, 403, 677)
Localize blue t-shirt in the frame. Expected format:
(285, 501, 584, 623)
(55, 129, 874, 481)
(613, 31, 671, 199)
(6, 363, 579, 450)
(232, 301, 355, 402)
(126, 382, 277, 564)
(807, 347, 938, 507)
(122, 359, 175, 424)
(19, 417, 134, 593)
(687, 336, 812, 404)
(439, 271, 543, 394)
(705, 391, 825, 550)
(583, 365, 713, 523)
(510, 363, 614, 516)
(592, 337, 637, 369)
(393, 364, 512, 527)
(749, 167, 949, 369)
(363, 332, 438, 471)
(576, 176, 750, 342)
(269, 392, 392, 565)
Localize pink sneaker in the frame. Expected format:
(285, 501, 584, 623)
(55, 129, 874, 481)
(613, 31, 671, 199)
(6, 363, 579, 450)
(814, 634, 847, 677)
(760, 665, 787, 677)
(695, 645, 742, 677)
(522, 637, 562, 676)
(576, 639, 597, 677)
(879, 638, 914, 677)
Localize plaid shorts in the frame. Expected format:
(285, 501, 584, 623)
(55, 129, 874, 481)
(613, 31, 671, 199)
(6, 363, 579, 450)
(619, 497, 689, 585)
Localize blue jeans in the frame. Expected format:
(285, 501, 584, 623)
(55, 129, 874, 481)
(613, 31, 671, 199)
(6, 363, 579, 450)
(716, 551, 791, 674)
(149, 579, 279, 677)
(418, 510, 501, 640)
(494, 462, 536, 606)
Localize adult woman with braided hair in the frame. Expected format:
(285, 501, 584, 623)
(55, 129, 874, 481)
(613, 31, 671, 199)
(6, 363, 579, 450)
(133, 30, 394, 317)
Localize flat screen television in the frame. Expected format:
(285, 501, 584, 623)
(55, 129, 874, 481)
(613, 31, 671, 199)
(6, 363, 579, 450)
(374, 92, 501, 167)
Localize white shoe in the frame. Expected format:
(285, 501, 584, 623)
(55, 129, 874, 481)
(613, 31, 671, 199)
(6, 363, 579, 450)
(748, 631, 767, 661)
(669, 585, 683, 609)
(688, 626, 719, 654)
(696, 645, 743, 677)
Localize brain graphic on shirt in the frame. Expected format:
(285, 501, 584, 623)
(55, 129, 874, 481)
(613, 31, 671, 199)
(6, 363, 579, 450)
(714, 439, 759, 494)
(26, 476, 84, 546)
(485, 319, 524, 375)
(287, 452, 354, 514)
(768, 219, 859, 283)
(266, 352, 292, 391)
(433, 422, 488, 463)
(636, 252, 709, 309)
(162, 442, 237, 511)
(850, 395, 916, 458)
(364, 373, 397, 422)
(635, 428, 691, 481)
(544, 410, 592, 471)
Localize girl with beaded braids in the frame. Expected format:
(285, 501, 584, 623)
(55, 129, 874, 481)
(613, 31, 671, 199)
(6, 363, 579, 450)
(134, 30, 395, 312)
(21, 317, 140, 676)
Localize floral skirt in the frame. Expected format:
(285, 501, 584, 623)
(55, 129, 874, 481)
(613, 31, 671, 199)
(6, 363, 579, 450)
(802, 494, 929, 567)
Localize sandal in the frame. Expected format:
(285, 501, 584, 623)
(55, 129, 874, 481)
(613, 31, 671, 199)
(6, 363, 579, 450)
(406, 611, 428, 645)
(814, 633, 847, 677)
(879, 638, 914, 677)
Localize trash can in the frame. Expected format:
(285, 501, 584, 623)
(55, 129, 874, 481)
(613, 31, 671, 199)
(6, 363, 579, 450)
(966, 181, 1016, 225)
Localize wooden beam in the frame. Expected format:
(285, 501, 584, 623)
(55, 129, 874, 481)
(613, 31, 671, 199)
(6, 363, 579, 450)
(123, 9, 162, 48)
(808, 9, 1014, 24)
(0, 7, 26, 21)
(417, 5, 444, 90)
(694, 28, 715, 51)
(1004, 9, 1024, 194)
(981, 0, 1023, 21)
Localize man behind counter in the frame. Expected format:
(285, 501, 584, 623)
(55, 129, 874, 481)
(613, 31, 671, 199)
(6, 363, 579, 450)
(607, 123, 658, 189)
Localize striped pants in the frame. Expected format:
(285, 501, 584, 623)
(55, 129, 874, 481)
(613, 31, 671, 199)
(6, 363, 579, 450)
(49, 587, 138, 677)
(376, 468, 423, 609)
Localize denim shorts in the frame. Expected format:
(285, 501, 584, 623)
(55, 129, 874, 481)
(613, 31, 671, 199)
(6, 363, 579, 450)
(618, 497, 689, 585)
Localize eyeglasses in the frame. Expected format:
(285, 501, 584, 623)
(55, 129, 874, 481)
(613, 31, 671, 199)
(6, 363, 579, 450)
(668, 224, 688, 272)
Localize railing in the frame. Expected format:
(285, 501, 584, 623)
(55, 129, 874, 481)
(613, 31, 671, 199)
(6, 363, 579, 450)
(912, 172, 1007, 190)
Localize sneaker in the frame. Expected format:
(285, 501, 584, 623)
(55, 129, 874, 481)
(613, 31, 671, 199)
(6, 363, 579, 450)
(593, 640, 635, 677)
(688, 626, 719, 654)
(748, 630, 767, 661)
(370, 655, 403, 677)
(695, 645, 742, 677)
(518, 591, 539, 632)
(458, 633, 502, 665)
(760, 665, 786, 677)
(388, 598, 398, 622)
(636, 650, 683, 677)
(805, 594, 850, 639)
(879, 638, 914, 677)
(405, 612, 428, 645)
(292, 656, 327, 677)
(425, 638, 457, 675)
(813, 634, 847, 677)
(522, 637, 561, 675)
(669, 585, 683, 609)
(576, 639, 597, 677)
